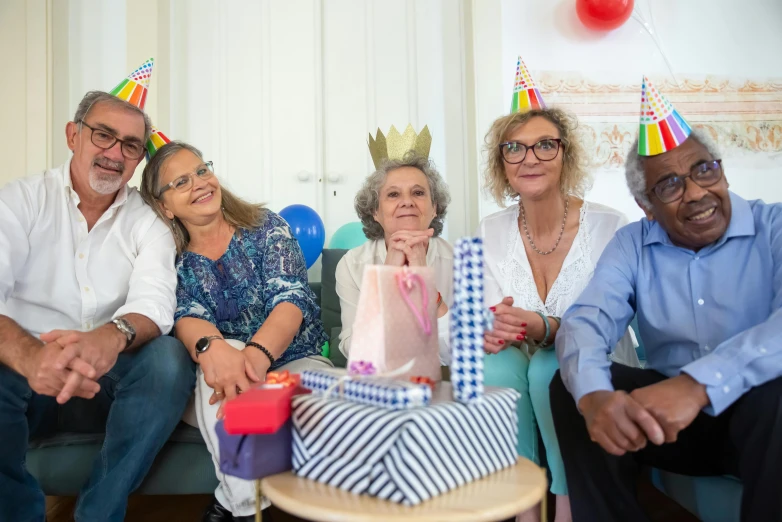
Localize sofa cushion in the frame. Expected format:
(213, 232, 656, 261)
(320, 249, 348, 342)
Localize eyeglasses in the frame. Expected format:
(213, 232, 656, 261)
(157, 161, 215, 198)
(646, 160, 723, 204)
(499, 139, 562, 164)
(77, 120, 146, 160)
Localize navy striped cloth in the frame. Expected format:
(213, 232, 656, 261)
(291, 383, 519, 505)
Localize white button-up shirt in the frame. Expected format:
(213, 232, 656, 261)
(0, 158, 177, 338)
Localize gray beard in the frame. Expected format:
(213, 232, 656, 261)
(89, 168, 123, 195)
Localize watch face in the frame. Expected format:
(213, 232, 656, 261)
(195, 337, 212, 353)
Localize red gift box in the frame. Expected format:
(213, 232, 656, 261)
(223, 371, 309, 435)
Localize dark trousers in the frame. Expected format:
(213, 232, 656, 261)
(550, 363, 782, 522)
(0, 336, 196, 522)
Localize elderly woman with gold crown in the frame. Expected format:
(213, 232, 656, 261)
(479, 58, 639, 522)
(140, 130, 332, 522)
(335, 125, 453, 363)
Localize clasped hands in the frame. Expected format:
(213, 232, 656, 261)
(22, 325, 127, 404)
(578, 374, 710, 456)
(199, 340, 271, 419)
(384, 229, 433, 267)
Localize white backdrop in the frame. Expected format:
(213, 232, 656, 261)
(2, 0, 781, 280)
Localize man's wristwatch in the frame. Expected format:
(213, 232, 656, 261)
(111, 317, 136, 350)
(195, 335, 223, 357)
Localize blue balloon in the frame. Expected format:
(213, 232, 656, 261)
(279, 204, 325, 269)
(329, 222, 368, 250)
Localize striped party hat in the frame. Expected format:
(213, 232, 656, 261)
(638, 76, 692, 156)
(146, 126, 171, 161)
(510, 56, 546, 113)
(109, 58, 154, 111)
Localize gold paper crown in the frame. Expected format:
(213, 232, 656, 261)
(367, 124, 432, 170)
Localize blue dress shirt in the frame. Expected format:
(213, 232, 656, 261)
(557, 192, 782, 414)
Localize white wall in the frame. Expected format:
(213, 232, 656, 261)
(473, 0, 782, 222)
(2, 0, 780, 254)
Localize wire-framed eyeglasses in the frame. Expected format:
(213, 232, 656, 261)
(157, 161, 215, 198)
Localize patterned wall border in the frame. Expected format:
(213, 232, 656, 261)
(538, 73, 782, 168)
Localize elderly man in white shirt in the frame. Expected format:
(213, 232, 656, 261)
(0, 90, 195, 522)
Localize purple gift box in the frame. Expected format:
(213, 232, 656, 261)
(216, 419, 293, 480)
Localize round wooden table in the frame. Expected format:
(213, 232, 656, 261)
(261, 457, 547, 522)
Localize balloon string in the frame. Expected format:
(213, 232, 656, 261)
(632, 7, 680, 88)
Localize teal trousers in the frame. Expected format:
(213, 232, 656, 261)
(484, 346, 567, 495)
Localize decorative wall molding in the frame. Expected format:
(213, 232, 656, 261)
(538, 72, 782, 168)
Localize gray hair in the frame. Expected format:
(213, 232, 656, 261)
(73, 91, 152, 143)
(625, 127, 722, 208)
(355, 152, 451, 240)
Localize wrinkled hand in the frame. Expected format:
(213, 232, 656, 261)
(200, 340, 262, 419)
(483, 297, 531, 354)
(21, 342, 100, 401)
(630, 375, 709, 443)
(40, 326, 124, 404)
(385, 229, 433, 267)
(578, 390, 665, 456)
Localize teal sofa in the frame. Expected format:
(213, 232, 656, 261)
(29, 249, 743, 522)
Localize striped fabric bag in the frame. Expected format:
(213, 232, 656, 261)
(291, 382, 519, 505)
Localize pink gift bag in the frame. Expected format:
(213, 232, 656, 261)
(348, 265, 441, 383)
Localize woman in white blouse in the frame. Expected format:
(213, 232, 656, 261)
(480, 108, 639, 522)
(336, 152, 453, 362)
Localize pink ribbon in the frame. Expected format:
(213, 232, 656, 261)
(395, 267, 432, 335)
(348, 361, 377, 376)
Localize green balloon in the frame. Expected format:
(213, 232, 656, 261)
(329, 222, 368, 250)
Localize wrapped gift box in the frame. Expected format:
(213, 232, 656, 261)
(291, 382, 519, 505)
(223, 372, 306, 435)
(301, 368, 432, 410)
(216, 419, 293, 480)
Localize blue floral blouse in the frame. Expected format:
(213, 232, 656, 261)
(174, 211, 327, 370)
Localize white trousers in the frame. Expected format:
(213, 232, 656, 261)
(194, 339, 333, 517)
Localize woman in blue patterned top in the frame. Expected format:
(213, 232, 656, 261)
(141, 141, 330, 522)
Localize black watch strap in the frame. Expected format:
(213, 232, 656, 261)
(246, 341, 275, 366)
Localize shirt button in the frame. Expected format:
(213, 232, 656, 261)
(723, 385, 730, 394)
(760, 347, 767, 354)
(78, 216, 85, 222)
(84, 287, 90, 292)
(697, 299, 704, 305)
(79, 253, 85, 259)
(704, 345, 710, 351)
(694, 256, 700, 260)
(716, 372, 723, 380)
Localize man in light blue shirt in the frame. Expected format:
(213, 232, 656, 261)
(550, 127, 782, 522)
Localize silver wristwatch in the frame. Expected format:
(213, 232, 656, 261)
(111, 317, 136, 350)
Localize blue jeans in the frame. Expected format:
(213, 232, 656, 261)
(0, 335, 195, 522)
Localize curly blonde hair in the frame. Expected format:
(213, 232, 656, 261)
(483, 108, 591, 207)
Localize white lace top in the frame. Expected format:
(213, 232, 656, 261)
(477, 201, 639, 366)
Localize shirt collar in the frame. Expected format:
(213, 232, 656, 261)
(61, 156, 130, 209)
(642, 191, 755, 248)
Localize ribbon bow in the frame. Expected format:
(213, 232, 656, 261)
(410, 376, 435, 390)
(348, 361, 377, 376)
(262, 370, 297, 389)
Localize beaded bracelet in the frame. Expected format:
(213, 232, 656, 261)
(246, 341, 275, 366)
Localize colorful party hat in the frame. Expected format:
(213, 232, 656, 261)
(146, 126, 171, 161)
(638, 76, 692, 156)
(109, 58, 154, 111)
(510, 56, 546, 113)
(367, 124, 432, 170)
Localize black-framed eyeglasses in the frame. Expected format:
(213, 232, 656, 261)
(157, 161, 215, 198)
(77, 120, 146, 160)
(646, 160, 723, 204)
(499, 138, 562, 164)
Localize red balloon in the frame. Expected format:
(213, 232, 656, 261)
(576, 0, 634, 31)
